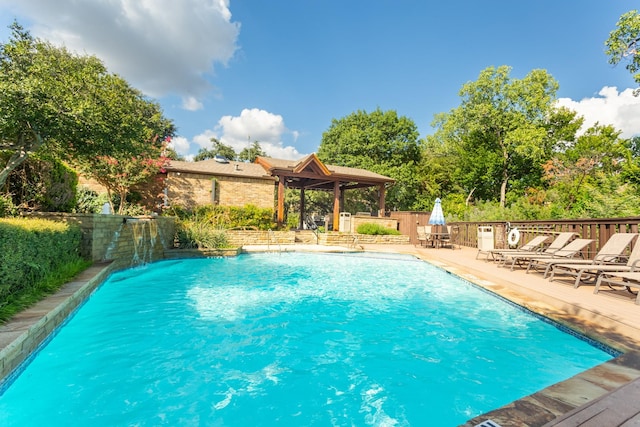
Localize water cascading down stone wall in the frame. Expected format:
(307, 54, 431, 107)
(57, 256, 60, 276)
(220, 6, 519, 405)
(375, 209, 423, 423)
(29, 213, 176, 268)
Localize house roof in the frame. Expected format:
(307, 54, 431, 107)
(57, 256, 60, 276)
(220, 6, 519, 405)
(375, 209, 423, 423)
(165, 153, 394, 190)
(165, 159, 275, 180)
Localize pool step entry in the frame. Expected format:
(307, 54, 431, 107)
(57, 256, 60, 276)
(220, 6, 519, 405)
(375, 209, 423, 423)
(474, 421, 503, 427)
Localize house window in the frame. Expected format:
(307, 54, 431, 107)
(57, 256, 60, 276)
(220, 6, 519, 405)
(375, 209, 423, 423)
(211, 179, 217, 204)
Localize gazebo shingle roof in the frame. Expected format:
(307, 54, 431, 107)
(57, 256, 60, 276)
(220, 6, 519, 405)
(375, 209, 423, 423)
(256, 154, 394, 185)
(166, 154, 394, 185)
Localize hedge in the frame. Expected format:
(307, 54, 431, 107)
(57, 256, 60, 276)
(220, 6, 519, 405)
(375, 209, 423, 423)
(0, 218, 83, 301)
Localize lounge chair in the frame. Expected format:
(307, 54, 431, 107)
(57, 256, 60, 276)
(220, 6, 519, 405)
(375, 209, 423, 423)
(523, 239, 594, 273)
(501, 238, 593, 271)
(486, 235, 551, 261)
(549, 234, 640, 288)
(594, 271, 640, 304)
(497, 232, 576, 270)
(532, 233, 637, 279)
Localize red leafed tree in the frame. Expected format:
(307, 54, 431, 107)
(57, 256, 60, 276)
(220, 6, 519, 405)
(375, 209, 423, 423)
(88, 154, 169, 215)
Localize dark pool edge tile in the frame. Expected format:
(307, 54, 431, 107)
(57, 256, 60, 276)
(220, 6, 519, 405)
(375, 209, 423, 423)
(460, 351, 640, 427)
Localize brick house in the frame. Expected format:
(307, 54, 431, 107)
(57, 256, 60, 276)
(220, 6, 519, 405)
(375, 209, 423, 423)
(163, 158, 275, 209)
(162, 153, 395, 231)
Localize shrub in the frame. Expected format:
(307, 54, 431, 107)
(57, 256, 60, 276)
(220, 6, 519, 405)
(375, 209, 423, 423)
(0, 194, 18, 217)
(167, 204, 276, 230)
(175, 219, 229, 249)
(2, 154, 78, 213)
(0, 218, 83, 304)
(356, 223, 401, 235)
(73, 186, 110, 213)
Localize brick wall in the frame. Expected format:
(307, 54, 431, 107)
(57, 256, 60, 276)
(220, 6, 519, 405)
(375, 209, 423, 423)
(165, 171, 274, 209)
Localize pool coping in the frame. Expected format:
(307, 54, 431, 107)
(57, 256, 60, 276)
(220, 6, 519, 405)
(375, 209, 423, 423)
(1, 247, 639, 426)
(0, 262, 115, 381)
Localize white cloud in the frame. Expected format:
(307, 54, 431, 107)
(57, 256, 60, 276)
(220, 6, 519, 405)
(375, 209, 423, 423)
(2, 0, 240, 105)
(183, 109, 305, 160)
(217, 108, 286, 148)
(167, 136, 190, 156)
(182, 96, 204, 112)
(193, 130, 219, 151)
(556, 86, 640, 138)
(216, 108, 306, 159)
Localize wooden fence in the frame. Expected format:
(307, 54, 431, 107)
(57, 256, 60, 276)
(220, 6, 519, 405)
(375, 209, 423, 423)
(390, 212, 640, 259)
(450, 218, 640, 259)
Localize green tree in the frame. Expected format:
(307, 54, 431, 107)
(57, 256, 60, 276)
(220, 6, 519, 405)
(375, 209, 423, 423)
(0, 22, 99, 187)
(318, 108, 421, 211)
(194, 138, 237, 161)
(238, 141, 266, 163)
(0, 22, 174, 190)
(606, 10, 640, 92)
(430, 66, 562, 207)
(543, 124, 627, 211)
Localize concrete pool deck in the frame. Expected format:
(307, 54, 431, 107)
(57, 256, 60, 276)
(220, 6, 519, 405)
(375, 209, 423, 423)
(1, 243, 640, 426)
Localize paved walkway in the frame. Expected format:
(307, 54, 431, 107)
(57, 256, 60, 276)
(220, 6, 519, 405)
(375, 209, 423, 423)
(2, 243, 640, 426)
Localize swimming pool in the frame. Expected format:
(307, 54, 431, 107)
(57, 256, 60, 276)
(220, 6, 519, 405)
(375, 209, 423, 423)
(0, 252, 614, 426)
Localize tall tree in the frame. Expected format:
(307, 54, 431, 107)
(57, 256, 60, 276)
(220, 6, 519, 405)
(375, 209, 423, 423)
(606, 10, 640, 93)
(0, 22, 173, 189)
(0, 22, 98, 186)
(543, 124, 627, 211)
(238, 141, 266, 163)
(430, 66, 561, 207)
(194, 137, 237, 161)
(318, 108, 421, 211)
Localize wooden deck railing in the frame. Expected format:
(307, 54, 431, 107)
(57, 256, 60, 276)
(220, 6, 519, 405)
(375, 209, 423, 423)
(450, 218, 640, 259)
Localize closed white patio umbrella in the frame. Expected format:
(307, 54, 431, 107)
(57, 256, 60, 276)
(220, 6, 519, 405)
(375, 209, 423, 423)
(428, 198, 446, 227)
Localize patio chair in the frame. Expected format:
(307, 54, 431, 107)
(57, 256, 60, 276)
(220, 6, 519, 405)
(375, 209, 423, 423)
(440, 225, 459, 249)
(485, 235, 551, 261)
(501, 238, 593, 272)
(594, 271, 640, 304)
(549, 234, 640, 288)
(497, 232, 576, 269)
(416, 225, 427, 247)
(537, 233, 637, 279)
(416, 225, 433, 247)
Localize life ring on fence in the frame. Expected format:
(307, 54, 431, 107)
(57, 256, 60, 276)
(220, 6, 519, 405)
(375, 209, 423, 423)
(507, 227, 521, 247)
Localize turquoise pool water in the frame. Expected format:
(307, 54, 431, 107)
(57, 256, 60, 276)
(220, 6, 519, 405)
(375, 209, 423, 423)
(0, 252, 614, 426)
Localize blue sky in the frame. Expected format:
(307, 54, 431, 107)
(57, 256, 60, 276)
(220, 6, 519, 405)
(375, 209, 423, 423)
(0, 1, 638, 160)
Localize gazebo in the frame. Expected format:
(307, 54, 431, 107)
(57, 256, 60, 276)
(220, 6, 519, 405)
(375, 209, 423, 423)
(255, 154, 395, 231)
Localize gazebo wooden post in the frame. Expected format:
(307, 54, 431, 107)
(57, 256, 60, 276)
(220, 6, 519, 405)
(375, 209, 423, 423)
(332, 181, 340, 231)
(277, 177, 285, 226)
(378, 184, 386, 217)
(299, 188, 306, 229)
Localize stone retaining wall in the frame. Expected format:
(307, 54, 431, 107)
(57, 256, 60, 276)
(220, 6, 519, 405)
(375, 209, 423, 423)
(26, 215, 409, 268)
(319, 232, 409, 246)
(28, 213, 176, 268)
(225, 230, 296, 246)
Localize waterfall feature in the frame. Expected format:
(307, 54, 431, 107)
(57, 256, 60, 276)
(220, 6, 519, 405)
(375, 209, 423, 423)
(128, 218, 158, 266)
(102, 217, 163, 266)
